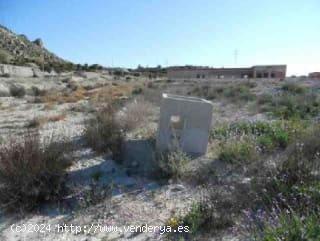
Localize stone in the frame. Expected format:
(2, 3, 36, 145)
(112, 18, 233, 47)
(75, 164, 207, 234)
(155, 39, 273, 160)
(156, 93, 213, 155)
(33, 38, 44, 48)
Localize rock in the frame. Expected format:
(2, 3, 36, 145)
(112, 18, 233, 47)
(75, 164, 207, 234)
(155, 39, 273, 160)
(33, 38, 44, 48)
(0, 83, 10, 97)
(169, 184, 185, 192)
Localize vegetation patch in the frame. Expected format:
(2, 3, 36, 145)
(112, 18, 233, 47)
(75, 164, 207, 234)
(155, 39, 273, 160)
(156, 149, 190, 180)
(192, 81, 256, 103)
(243, 125, 320, 240)
(218, 139, 257, 164)
(257, 83, 320, 120)
(0, 131, 73, 211)
(212, 120, 308, 154)
(26, 114, 66, 128)
(83, 106, 124, 161)
(118, 98, 153, 132)
(166, 186, 241, 240)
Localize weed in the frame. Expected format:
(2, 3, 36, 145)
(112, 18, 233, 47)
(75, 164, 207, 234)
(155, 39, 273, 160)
(157, 150, 190, 180)
(281, 82, 306, 94)
(118, 98, 153, 131)
(257, 91, 320, 120)
(192, 82, 256, 103)
(218, 139, 257, 164)
(83, 107, 124, 160)
(0, 131, 73, 211)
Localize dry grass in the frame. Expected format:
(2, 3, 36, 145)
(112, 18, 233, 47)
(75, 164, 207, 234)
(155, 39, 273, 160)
(26, 114, 66, 128)
(118, 98, 153, 131)
(0, 131, 73, 211)
(83, 106, 124, 161)
(36, 84, 141, 111)
(40, 87, 88, 104)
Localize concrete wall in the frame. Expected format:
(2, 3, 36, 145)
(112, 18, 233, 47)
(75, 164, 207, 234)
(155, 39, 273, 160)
(309, 72, 320, 79)
(167, 65, 287, 80)
(156, 93, 213, 155)
(252, 65, 286, 79)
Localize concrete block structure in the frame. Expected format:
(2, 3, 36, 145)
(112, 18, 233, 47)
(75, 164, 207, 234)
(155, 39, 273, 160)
(309, 72, 320, 79)
(167, 65, 286, 80)
(156, 93, 213, 155)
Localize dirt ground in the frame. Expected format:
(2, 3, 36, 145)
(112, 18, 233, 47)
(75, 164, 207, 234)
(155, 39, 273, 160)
(0, 73, 319, 241)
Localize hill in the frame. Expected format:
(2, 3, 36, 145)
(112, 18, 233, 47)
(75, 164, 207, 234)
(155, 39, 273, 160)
(0, 24, 73, 72)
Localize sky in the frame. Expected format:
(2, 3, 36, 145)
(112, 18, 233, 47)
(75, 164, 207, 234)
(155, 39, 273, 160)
(0, 0, 319, 75)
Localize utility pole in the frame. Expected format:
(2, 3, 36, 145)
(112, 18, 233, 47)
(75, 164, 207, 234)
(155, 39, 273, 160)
(234, 49, 238, 66)
(42, 52, 44, 72)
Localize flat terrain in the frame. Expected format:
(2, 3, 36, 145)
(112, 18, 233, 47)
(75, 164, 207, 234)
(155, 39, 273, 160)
(0, 73, 319, 241)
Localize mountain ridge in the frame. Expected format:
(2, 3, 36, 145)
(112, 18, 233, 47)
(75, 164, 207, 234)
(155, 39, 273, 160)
(0, 24, 73, 72)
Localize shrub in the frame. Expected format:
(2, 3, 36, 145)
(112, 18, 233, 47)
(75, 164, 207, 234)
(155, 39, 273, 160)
(245, 126, 320, 240)
(1, 73, 10, 78)
(9, 84, 26, 98)
(211, 120, 307, 153)
(257, 92, 320, 120)
(218, 139, 257, 164)
(257, 93, 273, 106)
(118, 99, 153, 131)
(0, 131, 72, 211)
(0, 49, 11, 64)
(261, 213, 320, 241)
(157, 149, 190, 180)
(132, 87, 143, 95)
(257, 135, 275, 152)
(166, 185, 241, 240)
(84, 107, 124, 160)
(281, 82, 306, 94)
(31, 86, 47, 96)
(192, 83, 256, 103)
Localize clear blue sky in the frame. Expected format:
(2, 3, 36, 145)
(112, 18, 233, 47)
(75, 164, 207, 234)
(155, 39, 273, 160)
(0, 0, 319, 75)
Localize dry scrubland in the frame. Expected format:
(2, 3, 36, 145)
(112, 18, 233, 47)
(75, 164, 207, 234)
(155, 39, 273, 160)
(0, 72, 320, 241)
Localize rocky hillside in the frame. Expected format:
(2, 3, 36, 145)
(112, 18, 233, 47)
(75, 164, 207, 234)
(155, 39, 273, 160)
(0, 24, 73, 72)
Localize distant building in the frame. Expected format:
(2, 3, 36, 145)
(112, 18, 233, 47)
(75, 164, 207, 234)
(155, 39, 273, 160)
(167, 65, 286, 80)
(136, 66, 167, 78)
(309, 72, 320, 79)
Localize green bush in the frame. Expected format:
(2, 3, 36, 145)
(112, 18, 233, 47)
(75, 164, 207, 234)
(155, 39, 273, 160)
(257, 92, 320, 120)
(211, 121, 294, 153)
(181, 203, 204, 234)
(219, 139, 257, 164)
(281, 82, 307, 94)
(157, 149, 190, 180)
(192, 83, 256, 103)
(247, 126, 320, 238)
(261, 213, 320, 241)
(0, 49, 11, 64)
(257, 135, 275, 152)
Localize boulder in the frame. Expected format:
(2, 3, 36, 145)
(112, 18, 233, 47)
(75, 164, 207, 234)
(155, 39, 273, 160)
(33, 38, 43, 48)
